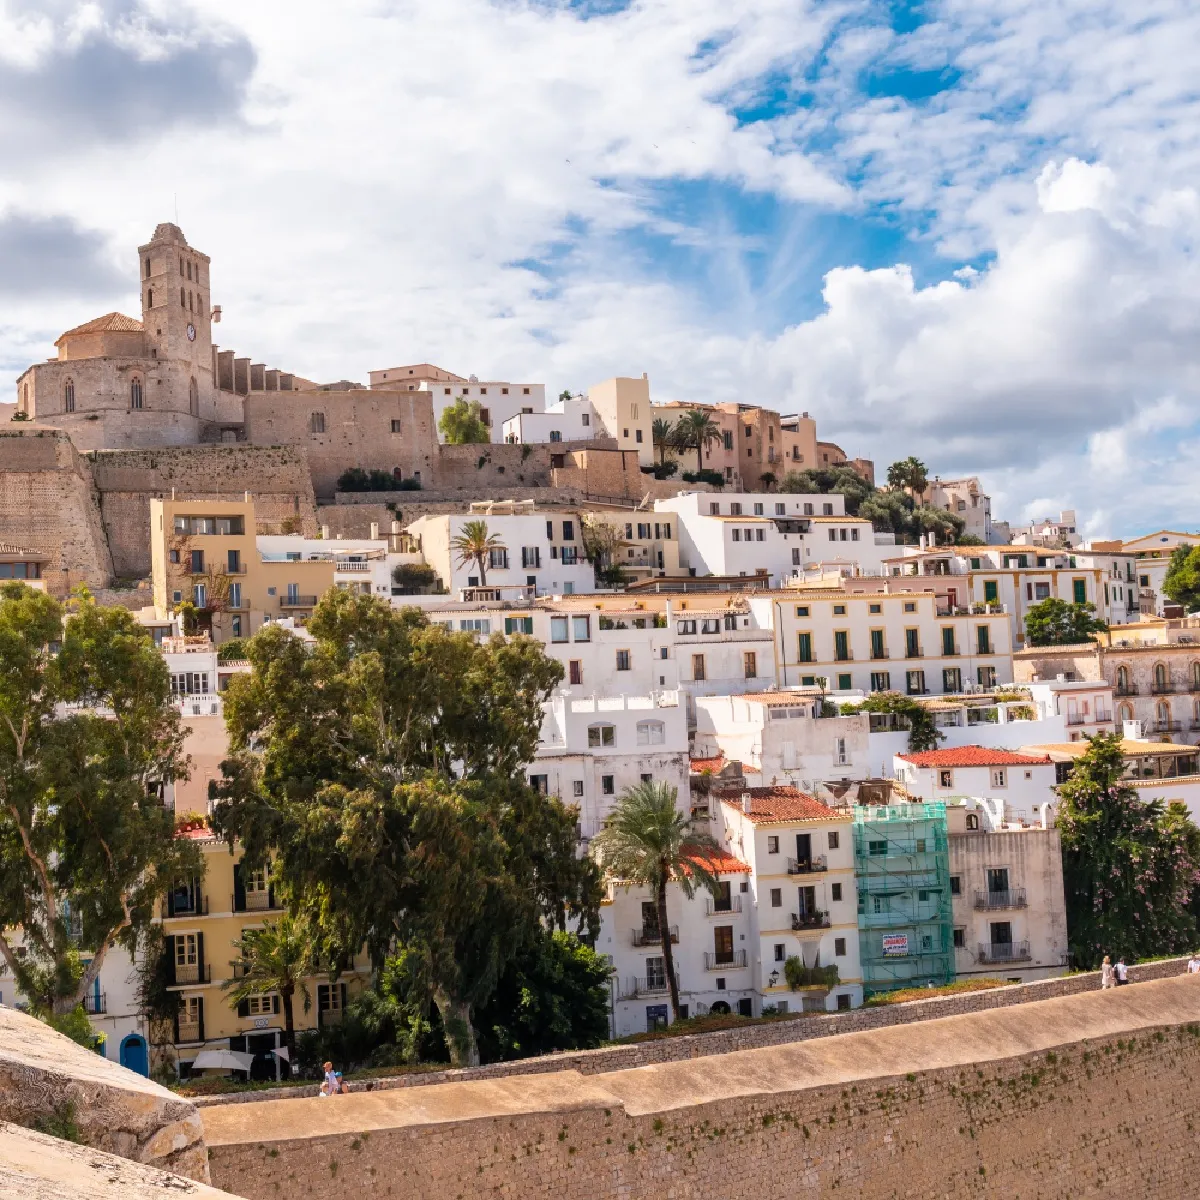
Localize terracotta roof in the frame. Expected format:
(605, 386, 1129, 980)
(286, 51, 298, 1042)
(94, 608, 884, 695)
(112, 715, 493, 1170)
(681, 847, 751, 875)
(729, 689, 822, 704)
(56, 312, 144, 343)
(689, 755, 726, 773)
(718, 786, 842, 824)
(899, 747, 1052, 768)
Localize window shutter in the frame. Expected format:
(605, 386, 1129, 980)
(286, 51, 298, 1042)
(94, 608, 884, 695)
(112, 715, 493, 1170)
(172, 1013, 180, 1044)
(233, 863, 246, 913)
(317, 984, 329, 1027)
(237, 998, 249, 1018)
(164, 936, 176, 987)
(196, 932, 205, 982)
(340, 983, 348, 1011)
(197, 997, 205, 1043)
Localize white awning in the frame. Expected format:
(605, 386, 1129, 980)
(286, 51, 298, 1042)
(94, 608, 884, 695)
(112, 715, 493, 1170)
(271, 1046, 290, 1063)
(191, 1050, 255, 1072)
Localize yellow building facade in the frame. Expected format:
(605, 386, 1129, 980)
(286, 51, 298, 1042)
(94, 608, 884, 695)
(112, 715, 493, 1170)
(150, 496, 334, 643)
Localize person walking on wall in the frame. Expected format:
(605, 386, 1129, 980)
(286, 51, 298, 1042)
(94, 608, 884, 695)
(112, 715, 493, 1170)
(1115, 957, 1129, 986)
(1101, 956, 1115, 989)
(1188, 952, 1200, 974)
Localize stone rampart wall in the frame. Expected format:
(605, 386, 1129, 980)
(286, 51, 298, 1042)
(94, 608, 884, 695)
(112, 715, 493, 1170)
(204, 976, 1200, 1199)
(196, 955, 1186, 1107)
(0, 427, 114, 593)
(89, 445, 318, 577)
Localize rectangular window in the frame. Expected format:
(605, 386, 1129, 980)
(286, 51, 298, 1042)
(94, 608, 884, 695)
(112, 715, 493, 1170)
(731, 529, 740, 543)
(390, 419, 402, 433)
(616, 650, 631, 671)
(228, 582, 241, 610)
(983, 580, 999, 603)
(550, 616, 569, 643)
(504, 616, 533, 635)
(572, 780, 584, 797)
(189, 549, 204, 573)
(833, 631, 849, 661)
(870, 629, 885, 659)
(723, 431, 733, 450)
(978, 665, 997, 687)
(743, 651, 757, 679)
(950, 875, 961, 895)
(991, 768, 1007, 788)
(601, 775, 615, 795)
(906, 670, 925, 695)
(831, 883, 842, 902)
(588, 725, 616, 748)
(562, 521, 575, 541)
(1073, 578, 1087, 604)
(755, 528, 765, 542)
(767, 835, 779, 853)
(941, 627, 955, 656)
(572, 615, 590, 642)
(943, 667, 961, 693)
(829, 529, 837, 542)
(521, 546, 541, 569)
(770, 888, 782, 907)
(870, 671, 891, 691)
(828, 831, 840, 850)
(798, 632, 814, 663)
(953, 928, 965, 949)
(774, 943, 785, 962)
(692, 654, 706, 681)
(568, 660, 582, 685)
(488, 547, 508, 570)
(977, 625, 991, 654)
(868, 839, 887, 856)
(730, 503, 742, 516)
(834, 937, 846, 957)
(905, 628, 920, 657)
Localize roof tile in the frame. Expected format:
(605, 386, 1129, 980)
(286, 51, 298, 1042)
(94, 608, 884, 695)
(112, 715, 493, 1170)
(898, 746, 1052, 768)
(718, 785, 842, 824)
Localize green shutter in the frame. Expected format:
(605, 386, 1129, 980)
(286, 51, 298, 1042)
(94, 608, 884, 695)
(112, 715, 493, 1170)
(941, 628, 955, 655)
(1073, 579, 1087, 604)
(977, 625, 990, 654)
(984, 581, 998, 603)
(798, 632, 813, 663)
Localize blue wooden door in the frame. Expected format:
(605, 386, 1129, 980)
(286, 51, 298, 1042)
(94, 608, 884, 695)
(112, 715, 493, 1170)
(120, 1034, 149, 1077)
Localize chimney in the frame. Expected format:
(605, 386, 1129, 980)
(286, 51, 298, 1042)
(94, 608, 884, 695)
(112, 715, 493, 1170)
(741, 793, 753, 815)
(320, 525, 329, 540)
(390, 521, 402, 534)
(370, 522, 379, 540)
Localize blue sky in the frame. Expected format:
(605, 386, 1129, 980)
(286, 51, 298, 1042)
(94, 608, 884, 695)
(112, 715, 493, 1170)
(1, 0, 1199, 535)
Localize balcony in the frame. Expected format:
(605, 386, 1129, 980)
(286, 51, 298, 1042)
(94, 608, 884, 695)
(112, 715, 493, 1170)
(974, 888, 1027, 910)
(967, 708, 999, 726)
(791, 910, 831, 932)
(1151, 681, 1178, 695)
(162, 892, 207, 919)
(173, 962, 212, 985)
(234, 889, 275, 913)
(631, 925, 679, 947)
(978, 940, 1031, 963)
(1115, 684, 1139, 696)
(176, 1021, 203, 1044)
(317, 1008, 344, 1029)
(619, 976, 669, 1000)
(1153, 720, 1183, 734)
(786, 855, 828, 875)
(279, 594, 318, 609)
(703, 950, 747, 970)
(335, 560, 372, 572)
(83, 993, 107, 1015)
(705, 896, 743, 916)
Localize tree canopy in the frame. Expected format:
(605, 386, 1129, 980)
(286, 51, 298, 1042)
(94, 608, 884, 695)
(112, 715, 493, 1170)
(211, 590, 602, 1065)
(0, 586, 196, 1014)
(671, 410, 723, 473)
(885, 456, 929, 494)
(438, 397, 491, 444)
(1163, 545, 1200, 612)
(1056, 733, 1200, 968)
(842, 692, 945, 753)
(451, 519, 505, 586)
(1024, 598, 1107, 646)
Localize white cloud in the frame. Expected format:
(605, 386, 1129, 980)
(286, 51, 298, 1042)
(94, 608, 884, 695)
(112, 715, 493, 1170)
(2, 0, 1200, 537)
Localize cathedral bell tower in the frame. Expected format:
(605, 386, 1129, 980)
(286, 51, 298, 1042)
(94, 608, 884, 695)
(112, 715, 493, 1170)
(137, 223, 213, 378)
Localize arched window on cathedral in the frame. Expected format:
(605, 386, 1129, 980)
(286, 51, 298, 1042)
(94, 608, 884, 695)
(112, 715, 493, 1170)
(146, 287, 153, 308)
(181, 286, 187, 308)
(64, 379, 75, 413)
(144, 257, 151, 279)
(189, 377, 199, 417)
(179, 256, 184, 275)
(130, 377, 144, 410)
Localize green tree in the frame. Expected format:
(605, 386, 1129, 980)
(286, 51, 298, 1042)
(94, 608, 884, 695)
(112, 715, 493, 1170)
(211, 590, 600, 1066)
(1057, 733, 1200, 967)
(0, 586, 196, 1015)
(391, 562, 439, 594)
(581, 515, 629, 587)
(652, 417, 676, 466)
(224, 915, 312, 1058)
(956, 533, 986, 546)
(438, 397, 491, 444)
(1024, 598, 1107, 646)
(450, 519, 505, 586)
(1163, 545, 1200, 612)
(591, 780, 722, 1020)
(886, 456, 929, 495)
(558, 389, 573, 404)
(846, 692, 945, 753)
(672, 410, 723, 473)
(474, 929, 612, 1062)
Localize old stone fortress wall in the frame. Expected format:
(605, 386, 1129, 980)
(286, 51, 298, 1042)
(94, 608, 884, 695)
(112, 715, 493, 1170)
(1, 221, 664, 591)
(7, 962, 1200, 1199)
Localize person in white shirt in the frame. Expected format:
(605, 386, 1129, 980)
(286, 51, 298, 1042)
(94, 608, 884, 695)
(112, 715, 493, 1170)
(1115, 957, 1129, 986)
(1187, 953, 1200, 975)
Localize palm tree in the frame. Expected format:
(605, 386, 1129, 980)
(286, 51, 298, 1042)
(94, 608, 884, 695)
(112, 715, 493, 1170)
(652, 417, 676, 467)
(591, 781, 723, 1020)
(886, 456, 929, 497)
(451, 519, 505, 586)
(224, 914, 312, 1059)
(673, 410, 723, 473)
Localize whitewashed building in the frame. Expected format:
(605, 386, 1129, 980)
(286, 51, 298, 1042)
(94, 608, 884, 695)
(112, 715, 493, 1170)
(893, 747, 1059, 815)
(502, 395, 597, 444)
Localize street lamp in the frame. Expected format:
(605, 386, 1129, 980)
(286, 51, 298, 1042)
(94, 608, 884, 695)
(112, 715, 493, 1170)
(768, 969, 779, 989)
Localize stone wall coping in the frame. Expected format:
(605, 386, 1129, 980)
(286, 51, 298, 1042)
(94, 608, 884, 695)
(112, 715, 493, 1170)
(194, 955, 1190, 1109)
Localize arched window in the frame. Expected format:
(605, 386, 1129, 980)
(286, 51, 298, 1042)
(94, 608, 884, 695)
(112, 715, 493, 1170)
(130, 377, 143, 410)
(195, 292, 202, 316)
(188, 291, 193, 312)
(636, 720, 665, 746)
(1193, 697, 1200, 725)
(144, 257, 151, 279)
(179, 256, 184, 275)
(1156, 701, 1170, 731)
(1118, 702, 1134, 724)
(309, 412, 325, 434)
(587, 723, 616, 748)
(180, 286, 186, 308)
(188, 377, 199, 417)
(187, 261, 192, 281)
(146, 287, 153, 308)
(1116, 665, 1130, 694)
(63, 379, 75, 412)
(1154, 663, 1168, 693)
